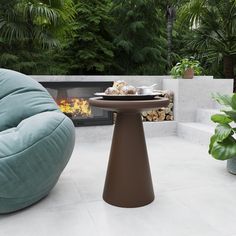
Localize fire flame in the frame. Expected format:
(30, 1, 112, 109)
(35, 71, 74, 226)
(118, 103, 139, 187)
(58, 98, 92, 117)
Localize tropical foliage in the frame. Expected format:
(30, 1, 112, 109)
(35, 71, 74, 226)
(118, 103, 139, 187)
(178, 0, 236, 78)
(0, 0, 235, 79)
(209, 93, 236, 160)
(111, 0, 167, 75)
(0, 0, 75, 73)
(60, 0, 114, 74)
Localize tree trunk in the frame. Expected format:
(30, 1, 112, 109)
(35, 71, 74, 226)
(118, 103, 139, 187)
(166, 6, 175, 71)
(223, 55, 234, 78)
(223, 55, 235, 92)
(167, 18, 173, 70)
(234, 79, 236, 93)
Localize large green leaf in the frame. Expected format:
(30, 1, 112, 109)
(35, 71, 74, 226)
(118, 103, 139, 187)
(222, 110, 236, 122)
(209, 134, 217, 154)
(215, 124, 233, 142)
(211, 136, 236, 160)
(212, 93, 233, 107)
(231, 93, 236, 110)
(211, 114, 232, 124)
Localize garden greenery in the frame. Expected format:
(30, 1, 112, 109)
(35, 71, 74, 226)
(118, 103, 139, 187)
(209, 93, 236, 160)
(0, 0, 235, 77)
(170, 58, 203, 78)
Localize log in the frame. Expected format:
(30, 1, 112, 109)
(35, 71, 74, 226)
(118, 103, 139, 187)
(166, 115, 174, 121)
(165, 108, 171, 114)
(142, 111, 148, 117)
(146, 111, 158, 121)
(141, 89, 174, 122)
(157, 111, 165, 121)
(168, 103, 174, 109)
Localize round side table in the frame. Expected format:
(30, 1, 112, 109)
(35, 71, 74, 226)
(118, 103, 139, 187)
(89, 97, 169, 208)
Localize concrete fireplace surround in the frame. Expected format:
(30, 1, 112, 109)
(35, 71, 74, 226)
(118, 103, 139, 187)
(32, 75, 234, 143)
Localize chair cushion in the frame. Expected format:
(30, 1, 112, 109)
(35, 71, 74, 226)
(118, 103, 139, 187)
(0, 69, 58, 131)
(0, 69, 75, 213)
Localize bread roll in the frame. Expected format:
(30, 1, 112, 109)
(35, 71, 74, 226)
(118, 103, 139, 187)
(113, 80, 128, 90)
(120, 85, 137, 95)
(105, 87, 119, 95)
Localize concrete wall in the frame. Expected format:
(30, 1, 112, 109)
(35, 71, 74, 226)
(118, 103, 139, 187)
(32, 75, 166, 90)
(32, 75, 214, 90)
(163, 78, 234, 122)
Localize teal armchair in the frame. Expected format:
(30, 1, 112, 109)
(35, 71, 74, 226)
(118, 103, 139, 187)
(0, 69, 75, 214)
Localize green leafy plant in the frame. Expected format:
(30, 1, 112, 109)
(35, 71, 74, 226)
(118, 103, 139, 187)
(111, 0, 167, 75)
(178, 0, 236, 79)
(59, 0, 114, 75)
(170, 57, 203, 78)
(0, 0, 75, 74)
(209, 93, 236, 160)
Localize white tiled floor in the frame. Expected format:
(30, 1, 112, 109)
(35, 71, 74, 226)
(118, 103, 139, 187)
(1, 136, 236, 236)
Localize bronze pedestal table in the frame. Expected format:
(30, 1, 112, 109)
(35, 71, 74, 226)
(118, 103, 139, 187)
(89, 97, 169, 208)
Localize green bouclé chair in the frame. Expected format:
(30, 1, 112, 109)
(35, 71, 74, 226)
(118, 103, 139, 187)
(0, 69, 75, 214)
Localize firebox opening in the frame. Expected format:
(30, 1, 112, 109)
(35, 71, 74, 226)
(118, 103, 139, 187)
(40, 81, 113, 126)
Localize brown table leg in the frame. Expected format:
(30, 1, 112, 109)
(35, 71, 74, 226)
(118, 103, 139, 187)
(103, 112, 154, 207)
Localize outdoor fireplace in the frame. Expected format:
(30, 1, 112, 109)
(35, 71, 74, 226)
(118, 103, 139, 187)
(40, 81, 113, 126)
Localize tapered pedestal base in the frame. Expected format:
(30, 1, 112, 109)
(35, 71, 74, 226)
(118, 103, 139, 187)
(103, 112, 154, 208)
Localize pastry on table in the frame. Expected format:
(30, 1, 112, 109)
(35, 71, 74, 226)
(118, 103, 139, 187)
(113, 80, 128, 91)
(104, 81, 137, 96)
(120, 85, 137, 95)
(105, 87, 120, 95)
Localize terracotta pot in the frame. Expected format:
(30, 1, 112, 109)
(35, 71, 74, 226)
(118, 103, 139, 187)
(183, 68, 194, 79)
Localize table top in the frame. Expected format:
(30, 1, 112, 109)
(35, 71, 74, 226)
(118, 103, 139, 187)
(89, 97, 169, 112)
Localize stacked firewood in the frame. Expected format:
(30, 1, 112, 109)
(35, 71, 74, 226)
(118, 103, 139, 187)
(142, 90, 174, 122)
(113, 90, 174, 123)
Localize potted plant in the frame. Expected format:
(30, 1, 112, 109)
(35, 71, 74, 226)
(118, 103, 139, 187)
(209, 93, 236, 174)
(170, 57, 203, 79)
